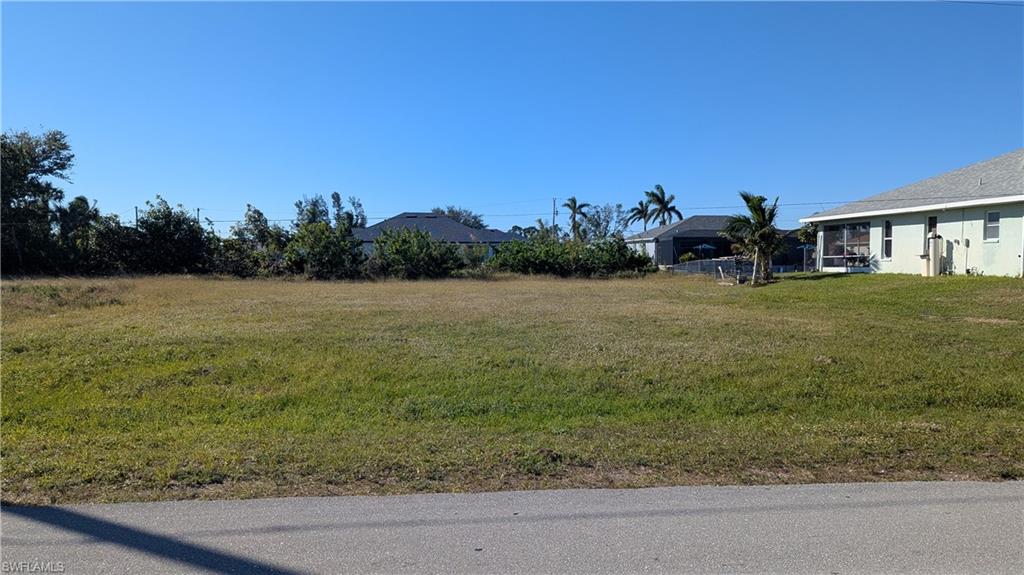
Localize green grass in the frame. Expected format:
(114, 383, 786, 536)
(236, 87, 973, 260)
(2, 273, 1022, 504)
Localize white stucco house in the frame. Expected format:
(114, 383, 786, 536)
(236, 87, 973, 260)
(800, 149, 1023, 277)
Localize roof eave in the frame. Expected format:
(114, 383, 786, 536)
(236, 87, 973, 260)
(800, 195, 1024, 223)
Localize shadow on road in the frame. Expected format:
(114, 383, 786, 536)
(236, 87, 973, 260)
(3, 505, 304, 575)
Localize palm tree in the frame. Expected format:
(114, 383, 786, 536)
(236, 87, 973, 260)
(720, 191, 783, 285)
(645, 185, 682, 226)
(625, 199, 653, 232)
(53, 195, 100, 267)
(562, 196, 591, 242)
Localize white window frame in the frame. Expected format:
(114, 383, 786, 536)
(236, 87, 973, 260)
(882, 220, 893, 261)
(924, 215, 938, 253)
(821, 222, 872, 271)
(984, 211, 1000, 242)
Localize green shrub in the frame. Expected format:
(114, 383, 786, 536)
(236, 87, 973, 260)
(580, 237, 656, 276)
(283, 222, 364, 279)
(462, 244, 490, 269)
(489, 237, 653, 277)
(135, 197, 212, 274)
(487, 236, 571, 276)
(366, 228, 465, 279)
(212, 238, 261, 278)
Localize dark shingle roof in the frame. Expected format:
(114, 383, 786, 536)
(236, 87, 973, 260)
(624, 215, 733, 242)
(803, 148, 1024, 221)
(352, 212, 519, 244)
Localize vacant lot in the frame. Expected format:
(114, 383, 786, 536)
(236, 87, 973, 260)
(2, 274, 1022, 504)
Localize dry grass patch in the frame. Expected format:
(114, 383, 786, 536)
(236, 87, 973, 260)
(2, 279, 132, 320)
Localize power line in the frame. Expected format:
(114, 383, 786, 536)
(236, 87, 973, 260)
(461, 197, 554, 210)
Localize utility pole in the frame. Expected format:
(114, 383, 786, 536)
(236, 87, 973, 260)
(196, 208, 201, 223)
(134, 206, 138, 229)
(551, 197, 557, 230)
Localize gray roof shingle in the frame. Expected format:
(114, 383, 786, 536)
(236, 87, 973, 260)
(353, 212, 520, 244)
(803, 148, 1024, 221)
(625, 215, 733, 242)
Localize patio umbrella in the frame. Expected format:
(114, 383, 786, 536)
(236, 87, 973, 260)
(694, 243, 716, 258)
(798, 244, 816, 272)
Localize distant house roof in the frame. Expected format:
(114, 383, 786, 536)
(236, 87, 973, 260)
(801, 148, 1024, 223)
(624, 215, 733, 242)
(352, 212, 520, 244)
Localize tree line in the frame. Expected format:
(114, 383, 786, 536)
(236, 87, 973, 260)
(1, 130, 655, 279)
(4, 128, 796, 283)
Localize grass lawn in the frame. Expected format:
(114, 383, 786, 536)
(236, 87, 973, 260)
(2, 273, 1022, 504)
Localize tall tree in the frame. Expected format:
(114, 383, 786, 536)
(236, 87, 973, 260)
(720, 191, 783, 285)
(329, 192, 369, 234)
(645, 185, 682, 227)
(431, 205, 485, 229)
(625, 199, 653, 231)
(286, 193, 364, 278)
(283, 221, 364, 279)
(294, 195, 330, 228)
(582, 203, 629, 241)
(88, 214, 138, 274)
(331, 192, 349, 232)
(509, 224, 540, 239)
(230, 204, 290, 274)
(348, 196, 367, 228)
(1, 130, 75, 274)
(561, 196, 591, 242)
(52, 195, 100, 271)
(135, 196, 211, 273)
(524, 218, 561, 240)
(796, 223, 818, 245)
(231, 205, 273, 247)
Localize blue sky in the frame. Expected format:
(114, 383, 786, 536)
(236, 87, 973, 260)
(3, 1, 1022, 233)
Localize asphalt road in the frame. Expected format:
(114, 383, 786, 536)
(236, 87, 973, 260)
(2, 481, 1021, 574)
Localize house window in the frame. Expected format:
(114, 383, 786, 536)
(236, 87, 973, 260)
(985, 211, 1000, 241)
(883, 220, 893, 259)
(924, 216, 938, 253)
(822, 222, 871, 268)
